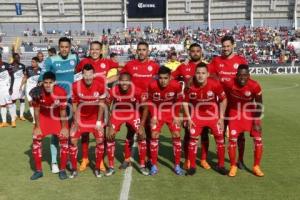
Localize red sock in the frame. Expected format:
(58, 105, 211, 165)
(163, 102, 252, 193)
(228, 140, 237, 166)
(172, 137, 182, 165)
(59, 139, 68, 171)
(138, 140, 147, 167)
(95, 142, 105, 170)
(254, 139, 263, 166)
(183, 128, 190, 160)
(32, 139, 42, 171)
(188, 138, 198, 168)
(81, 133, 89, 160)
(238, 133, 245, 162)
(215, 139, 225, 168)
(69, 144, 78, 171)
(150, 138, 159, 165)
(200, 133, 209, 161)
(106, 141, 116, 168)
(124, 139, 132, 160)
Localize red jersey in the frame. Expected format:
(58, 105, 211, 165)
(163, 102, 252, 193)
(76, 57, 119, 77)
(223, 78, 262, 117)
(148, 79, 183, 116)
(108, 86, 146, 111)
(72, 79, 106, 121)
(171, 61, 198, 83)
(121, 59, 159, 92)
(208, 54, 247, 83)
(184, 78, 226, 118)
(32, 85, 67, 118)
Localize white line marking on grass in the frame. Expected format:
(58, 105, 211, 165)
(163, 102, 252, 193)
(264, 83, 299, 91)
(119, 136, 137, 200)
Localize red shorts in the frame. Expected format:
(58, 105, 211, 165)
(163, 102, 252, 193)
(189, 118, 222, 138)
(228, 118, 261, 139)
(33, 114, 68, 140)
(70, 119, 104, 140)
(151, 112, 181, 133)
(110, 111, 140, 132)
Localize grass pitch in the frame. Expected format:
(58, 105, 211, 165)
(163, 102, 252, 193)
(0, 75, 300, 200)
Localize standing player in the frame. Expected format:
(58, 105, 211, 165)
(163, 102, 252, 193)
(171, 43, 210, 170)
(105, 73, 148, 176)
(208, 35, 248, 169)
(148, 66, 184, 176)
(183, 63, 227, 175)
(32, 37, 79, 174)
(0, 54, 16, 127)
(224, 64, 264, 177)
(30, 72, 69, 180)
(120, 41, 160, 169)
(75, 41, 119, 172)
(69, 64, 106, 178)
(19, 57, 41, 124)
(10, 53, 26, 124)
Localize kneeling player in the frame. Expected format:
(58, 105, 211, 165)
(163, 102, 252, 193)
(183, 63, 227, 175)
(106, 73, 148, 176)
(148, 66, 184, 175)
(70, 64, 106, 178)
(30, 72, 69, 180)
(224, 64, 264, 177)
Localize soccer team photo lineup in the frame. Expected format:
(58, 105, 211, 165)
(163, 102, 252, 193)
(1, 0, 300, 200)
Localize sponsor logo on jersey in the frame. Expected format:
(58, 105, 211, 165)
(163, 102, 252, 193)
(148, 65, 153, 71)
(219, 64, 224, 68)
(133, 66, 138, 70)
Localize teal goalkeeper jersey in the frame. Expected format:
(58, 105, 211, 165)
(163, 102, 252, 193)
(39, 54, 79, 97)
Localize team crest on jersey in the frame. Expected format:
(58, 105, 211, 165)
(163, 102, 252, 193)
(207, 90, 214, 97)
(231, 130, 237, 135)
(189, 93, 197, 99)
(19, 65, 23, 68)
(1, 65, 4, 69)
(133, 66, 138, 70)
(147, 65, 153, 71)
(186, 68, 191, 72)
(54, 99, 60, 105)
(234, 63, 239, 69)
(93, 92, 99, 97)
(190, 128, 196, 134)
(130, 97, 136, 102)
(167, 92, 175, 97)
(244, 91, 251, 97)
(70, 60, 75, 66)
(37, 71, 41, 74)
(153, 92, 160, 100)
(100, 63, 106, 69)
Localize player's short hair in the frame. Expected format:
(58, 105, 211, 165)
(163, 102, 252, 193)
(158, 66, 171, 75)
(237, 64, 249, 72)
(31, 57, 39, 62)
(189, 43, 202, 50)
(82, 64, 95, 72)
(12, 53, 19, 58)
(43, 71, 56, 81)
(58, 37, 71, 45)
(137, 41, 149, 49)
(37, 51, 43, 56)
(170, 52, 177, 57)
(221, 35, 235, 45)
(195, 62, 208, 71)
(90, 41, 103, 48)
(119, 72, 131, 80)
(110, 52, 117, 58)
(48, 47, 57, 55)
